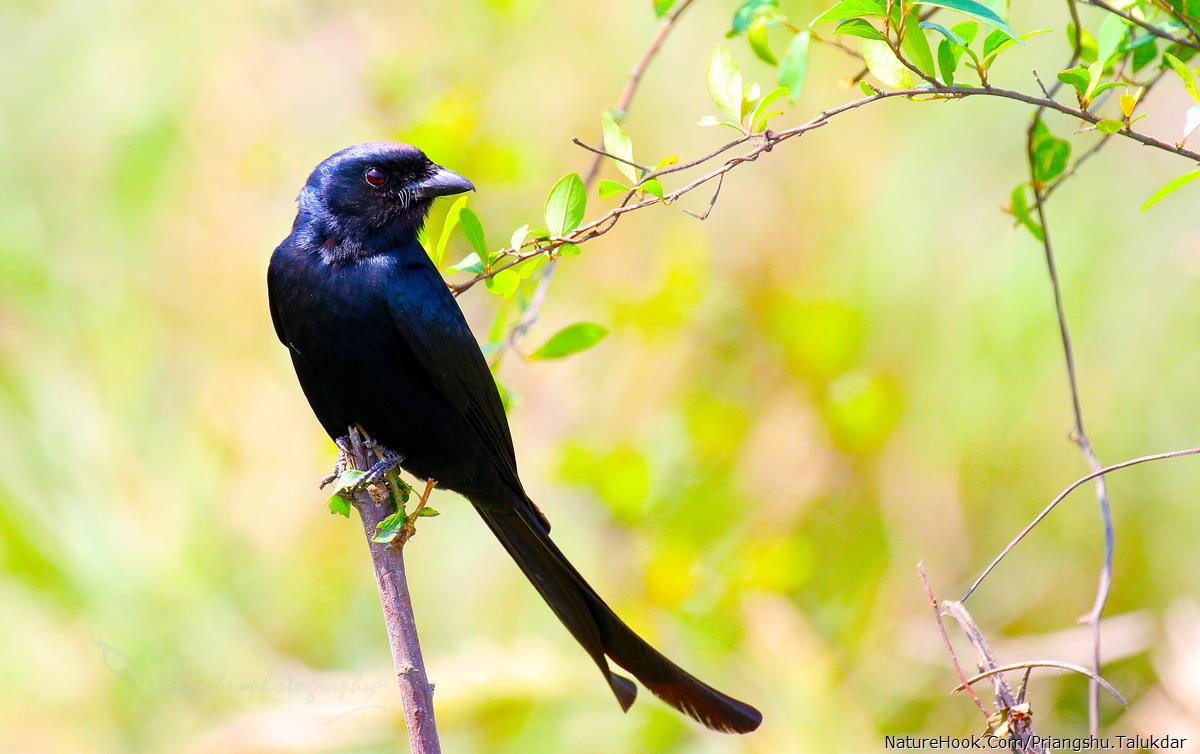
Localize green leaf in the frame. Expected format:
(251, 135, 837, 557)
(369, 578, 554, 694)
(1010, 183, 1043, 240)
(1142, 168, 1200, 211)
(707, 45, 744, 120)
(510, 223, 530, 252)
(449, 252, 485, 274)
(1031, 122, 1070, 183)
(951, 21, 980, 46)
(811, 0, 886, 23)
(861, 38, 915, 88)
(1097, 13, 1128, 65)
(749, 85, 789, 132)
(458, 207, 487, 257)
(598, 179, 628, 198)
(938, 40, 958, 85)
(372, 512, 406, 543)
(1165, 52, 1200, 103)
(1067, 23, 1099, 64)
(544, 173, 587, 237)
(778, 31, 811, 102)
(417, 506, 440, 518)
(902, 14, 936, 77)
(486, 268, 520, 298)
(1057, 66, 1091, 103)
(1096, 119, 1124, 134)
(1131, 37, 1158, 72)
(654, 155, 679, 170)
(912, 0, 1020, 43)
(653, 0, 676, 18)
(732, 0, 780, 34)
(922, 21, 966, 45)
(639, 178, 665, 198)
(601, 115, 637, 183)
(834, 18, 887, 41)
(326, 469, 366, 518)
(748, 17, 779, 65)
(433, 194, 469, 268)
(529, 322, 609, 360)
(556, 242, 581, 258)
(515, 254, 548, 279)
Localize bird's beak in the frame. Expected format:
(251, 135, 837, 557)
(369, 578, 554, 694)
(412, 165, 475, 199)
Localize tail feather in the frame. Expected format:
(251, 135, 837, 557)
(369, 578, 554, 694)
(474, 501, 762, 734)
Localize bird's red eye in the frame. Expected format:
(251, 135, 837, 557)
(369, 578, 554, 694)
(365, 167, 387, 186)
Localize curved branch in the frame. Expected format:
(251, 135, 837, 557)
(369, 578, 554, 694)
(952, 661, 1128, 707)
(961, 446, 1200, 603)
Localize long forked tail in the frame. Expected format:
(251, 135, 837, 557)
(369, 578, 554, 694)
(473, 500, 763, 734)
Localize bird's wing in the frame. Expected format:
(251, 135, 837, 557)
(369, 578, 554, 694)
(381, 260, 527, 503)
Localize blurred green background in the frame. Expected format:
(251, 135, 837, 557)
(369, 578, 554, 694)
(2, 1, 1199, 751)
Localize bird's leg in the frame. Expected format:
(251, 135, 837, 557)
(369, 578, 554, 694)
(319, 436, 354, 489)
(355, 438, 405, 492)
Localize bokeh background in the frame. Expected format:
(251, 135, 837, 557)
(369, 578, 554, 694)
(3, 1, 1199, 751)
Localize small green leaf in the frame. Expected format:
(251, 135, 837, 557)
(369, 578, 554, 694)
(449, 252, 485, 274)
(601, 115, 637, 183)
(326, 469, 366, 518)
(1010, 183, 1043, 241)
(778, 31, 811, 101)
(902, 14, 936, 76)
(1032, 122, 1071, 183)
(654, 155, 679, 170)
(913, 0, 1020, 43)
(544, 173, 587, 237)
(811, 0, 886, 23)
(1096, 12, 1128, 65)
(556, 242, 581, 258)
(921, 21, 965, 46)
(1142, 168, 1200, 211)
(529, 322, 609, 360)
(749, 85, 789, 132)
(1096, 119, 1124, 134)
(859, 80, 877, 95)
(458, 207, 487, 257)
(1057, 66, 1091, 103)
(510, 223, 530, 252)
(653, 0, 676, 18)
(707, 45, 744, 120)
(938, 40, 958, 85)
(598, 179, 628, 198)
(1165, 52, 1200, 103)
(417, 506, 440, 518)
(372, 512, 406, 543)
(748, 17, 778, 65)
(731, 0, 780, 34)
(433, 195, 469, 268)
(639, 178, 665, 198)
(834, 18, 887, 41)
(515, 254, 548, 279)
(486, 268, 520, 298)
(861, 38, 915, 88)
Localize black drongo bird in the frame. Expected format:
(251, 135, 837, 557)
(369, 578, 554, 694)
(267, 142, 762, 734)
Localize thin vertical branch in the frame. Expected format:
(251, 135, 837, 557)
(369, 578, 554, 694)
(1022, 0, 1112, 736)
(343, 429, 441, 754)
(918, 563, 991, 719)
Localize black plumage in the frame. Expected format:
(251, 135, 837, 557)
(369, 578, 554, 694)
(267, 142, 761, 734)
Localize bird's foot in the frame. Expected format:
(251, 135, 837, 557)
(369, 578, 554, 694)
(357, 439, 404, 491)
(319, 436, 354, 489)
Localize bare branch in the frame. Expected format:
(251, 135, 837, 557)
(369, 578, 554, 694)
(962, 446, 1200, 602)
(918, 563, 991, 719)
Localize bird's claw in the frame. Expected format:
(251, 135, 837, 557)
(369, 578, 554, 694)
(354, 447, 404, 492)
(319, 438, 354, 489)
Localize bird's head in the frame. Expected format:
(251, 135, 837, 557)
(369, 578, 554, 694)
(297, 142, 474, 251)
